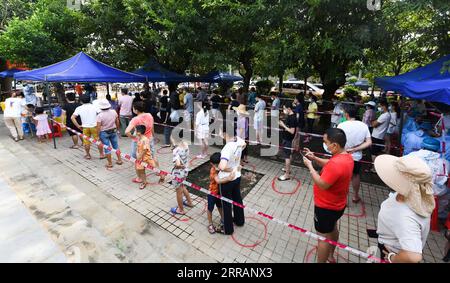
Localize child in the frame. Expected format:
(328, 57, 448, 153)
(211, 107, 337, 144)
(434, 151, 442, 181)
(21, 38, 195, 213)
(170, 139, 193, 215)
(207, 152, 235, 234)
(33, 107, 52, 143)
(135, 125, 156, 190)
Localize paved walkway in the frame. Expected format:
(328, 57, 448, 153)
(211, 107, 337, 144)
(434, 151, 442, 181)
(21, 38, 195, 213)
(0, 119, 448, 263)
(0, 178, 67, 263)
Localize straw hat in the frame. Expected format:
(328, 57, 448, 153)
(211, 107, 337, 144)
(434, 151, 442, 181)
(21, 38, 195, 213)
(233, 104, 249, 115)
(97, 99, 111, 110)
(374, 154, 435, 217)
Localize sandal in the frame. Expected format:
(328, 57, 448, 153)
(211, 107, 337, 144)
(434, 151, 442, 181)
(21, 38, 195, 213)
(105, 164, 113, 169)
(70, 145, 79, 149)
(132, 178, 143, 183)
(139, 182, 147, 190)
(84, 155, 92, 160)
(99, 155, 107, 160)
(170, 207, 186, 215)
(116, 160, 123, 165)
(183, 200, 194, 208)
(208, 224, 216, 234)
(278, 175, 290, 181)
(352, 197, 361, 204)
(14, 138, 19, 142)
(215, 225, 225, 234)
(158, 175, 166, 184)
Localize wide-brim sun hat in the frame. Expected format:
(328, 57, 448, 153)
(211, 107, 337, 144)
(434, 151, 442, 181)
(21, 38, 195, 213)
(365, 101, 376, 107)
(233, 104, 249, 115)
(374, 154, 435, 217)
(97, 99, 111, 110)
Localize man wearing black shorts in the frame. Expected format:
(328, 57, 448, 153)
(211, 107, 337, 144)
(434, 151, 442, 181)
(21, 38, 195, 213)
(278, 103, 298, 181)
(62, 92, 82, 149)
(303, 128, 354, 263)
(338, 105, 372, 203)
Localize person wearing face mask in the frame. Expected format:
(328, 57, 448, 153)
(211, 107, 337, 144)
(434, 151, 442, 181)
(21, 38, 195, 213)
(370, 101, 391, 166)
(302, 128, 354, 263)
(330, 98, 343, 128)
(253, 93, 266, 144)
(305, 95, 319, 143)
(338, 105, 372, 203)
(384, 102, 400, 154)
(363, 101, 376, 133)
(278, 103, 298, 181)
(270, 93, 281, 118)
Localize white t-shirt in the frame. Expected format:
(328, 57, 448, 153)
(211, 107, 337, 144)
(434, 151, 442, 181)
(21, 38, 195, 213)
(254, 100, 266, 122)
(219, 137, 246, 181)
(377, 193, 430, 254)
(387, 111, 398, 134)
(73, 104, 99, 128)
(195, 110, 209, 133)
(372, 112, 391, 140)
(338, 120, 371, 161)
(4, 97, 26, 118)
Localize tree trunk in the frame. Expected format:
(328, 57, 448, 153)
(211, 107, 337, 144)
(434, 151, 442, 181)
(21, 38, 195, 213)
(278, 72, 284, 95)
(304, 75, 308, 96)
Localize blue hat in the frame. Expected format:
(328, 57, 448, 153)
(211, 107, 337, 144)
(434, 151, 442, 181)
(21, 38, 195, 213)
(419, 121, 432, 131)
(421, 137, 440, 152)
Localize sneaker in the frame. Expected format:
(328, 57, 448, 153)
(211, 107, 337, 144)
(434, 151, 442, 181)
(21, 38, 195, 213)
(277, 175, 291, 181)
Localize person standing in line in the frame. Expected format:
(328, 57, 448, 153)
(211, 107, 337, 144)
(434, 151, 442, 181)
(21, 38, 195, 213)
(374, 154, 435, 263)
(302, 128, 354, 263)
(184, 89, 194, 123)
(62, 92, 82, 149)
(247, 87, 257, 109)
(125, 101, 164, 183)
(3, 91, 26, 142)
(337, 105, 372, 203)
(218, 129, 246, 235)
(270, 93, 281, 118)
(363, 101, 376, 133)
(304, 95, 319, 143)
(170, 139, 194, 215)
(330, 97, 343, 128)
(118, 88, 134, 137)
(159, 89, 172, 147)
(292, 95, 305, 151)
(210, 89, 222, 121)
(227, 93, 240, 111)
(96, 99, 123, 169)
(195, 101, 210, 159)
(384, 102, 400, 154)
(196, 87, 208, 102)
(278, 103, 298, 181)
(254, 93, 266, 145)
(71, 94, 105, 160)
(370, 101, 391, 165)
(234, 105, 250, 164)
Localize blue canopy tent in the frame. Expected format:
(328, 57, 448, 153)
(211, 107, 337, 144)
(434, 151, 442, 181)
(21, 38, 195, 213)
(192, 71, 242, 83)
(0, 68, 26, 78)
(14, 52, 145, 83)
(375, 54, 450, 105)
(133, 68, 188, 82)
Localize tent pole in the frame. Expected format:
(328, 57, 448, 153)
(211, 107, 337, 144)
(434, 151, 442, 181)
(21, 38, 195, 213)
(46, 82, 57, 149)
(107, 83, 110, 96)
(398, 95, 405, 155)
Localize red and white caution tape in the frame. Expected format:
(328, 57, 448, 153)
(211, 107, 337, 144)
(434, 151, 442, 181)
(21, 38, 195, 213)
(51, 119, 387, 263)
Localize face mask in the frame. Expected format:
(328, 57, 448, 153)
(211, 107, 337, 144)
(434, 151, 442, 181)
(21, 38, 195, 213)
(388, 106, 392, 111)
(323, 142, 332, 154)
(377, 107, 382, 112)
(283, 109, 288, 115)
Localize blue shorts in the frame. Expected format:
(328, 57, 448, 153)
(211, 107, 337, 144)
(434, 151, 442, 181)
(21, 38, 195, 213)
(99, 130, 119, 155)
(207, 194, 222, 212)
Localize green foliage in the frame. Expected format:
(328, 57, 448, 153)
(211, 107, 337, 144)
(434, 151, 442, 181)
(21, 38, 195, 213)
(255, 79, 274, 95)
(343, 85, 360, 97)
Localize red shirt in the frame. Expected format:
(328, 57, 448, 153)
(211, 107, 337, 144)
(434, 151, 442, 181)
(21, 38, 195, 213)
(313, 153, 354, 211)
(130, 113, 154, 139)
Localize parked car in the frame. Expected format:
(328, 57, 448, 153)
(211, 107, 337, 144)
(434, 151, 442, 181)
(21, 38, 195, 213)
(352, 79, 370, 91)
(271, 80, 324, 97)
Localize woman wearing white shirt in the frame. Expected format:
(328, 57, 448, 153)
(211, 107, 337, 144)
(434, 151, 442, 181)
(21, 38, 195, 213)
(384, 102, 399, 154)
(374, 154, 435, 263)
(195, 101, 210, 159)
(3, 91, 26, 142)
